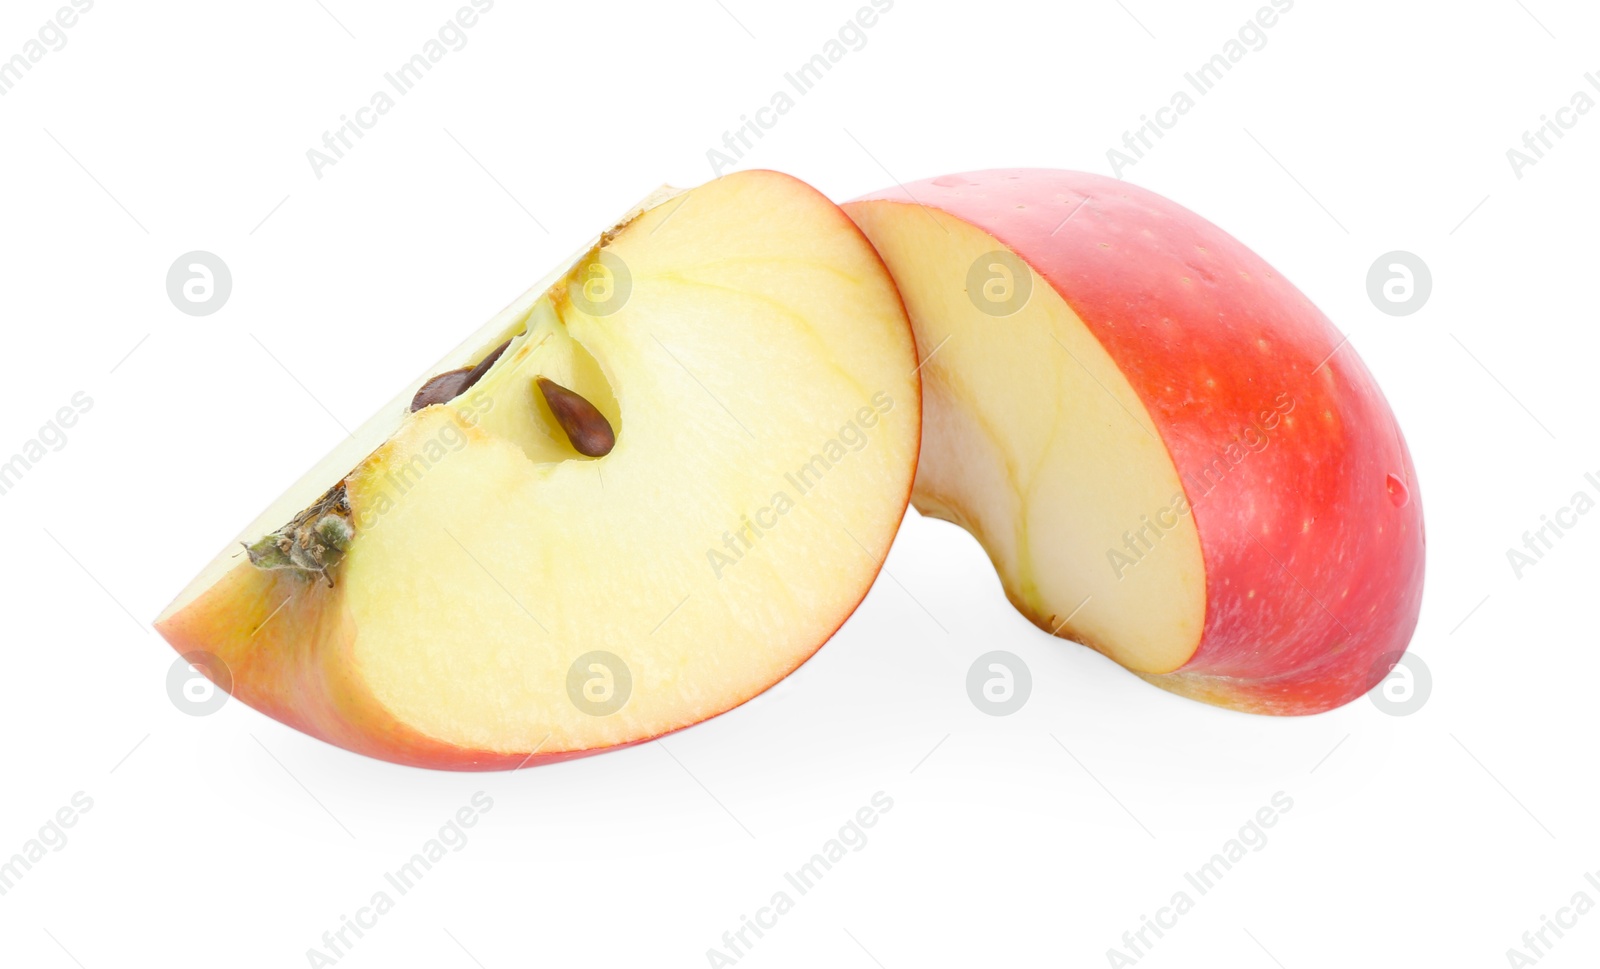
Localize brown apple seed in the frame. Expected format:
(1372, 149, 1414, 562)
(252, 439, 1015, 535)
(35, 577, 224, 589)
(537, 377, 616, 457)
(410, 338, 513, 413)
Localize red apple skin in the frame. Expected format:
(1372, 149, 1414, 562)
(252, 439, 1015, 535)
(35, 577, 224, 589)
(851, 170, 1425, 715)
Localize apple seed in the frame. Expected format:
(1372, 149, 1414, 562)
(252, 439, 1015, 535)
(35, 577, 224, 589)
(410, 338, 512, 412)
(537, 377, 616, 457)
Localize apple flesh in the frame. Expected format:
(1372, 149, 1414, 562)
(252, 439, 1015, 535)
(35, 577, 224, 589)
(157, 170, 920, 769)
(845, 170, 1423, 715)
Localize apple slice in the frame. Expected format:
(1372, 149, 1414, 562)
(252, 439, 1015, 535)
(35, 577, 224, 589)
(157, 170, 920, 769)
(845, 170, 1424, 715)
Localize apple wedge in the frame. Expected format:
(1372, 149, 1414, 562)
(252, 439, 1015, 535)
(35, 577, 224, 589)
(157, 170, 920, 769)
(845, 170, 1424, 715)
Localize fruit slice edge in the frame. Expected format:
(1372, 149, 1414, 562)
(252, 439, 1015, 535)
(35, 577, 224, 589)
(845, 200, 1206, 675)
(158, 171, 921, 766)
(847, 169, 1424, 715)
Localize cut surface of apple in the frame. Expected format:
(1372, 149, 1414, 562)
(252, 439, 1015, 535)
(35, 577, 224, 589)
(846, 170, 1424, 715)
(158, 170, 920, 769)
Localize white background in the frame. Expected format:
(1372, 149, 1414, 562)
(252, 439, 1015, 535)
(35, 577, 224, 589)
(1, 0, 1596, 966)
